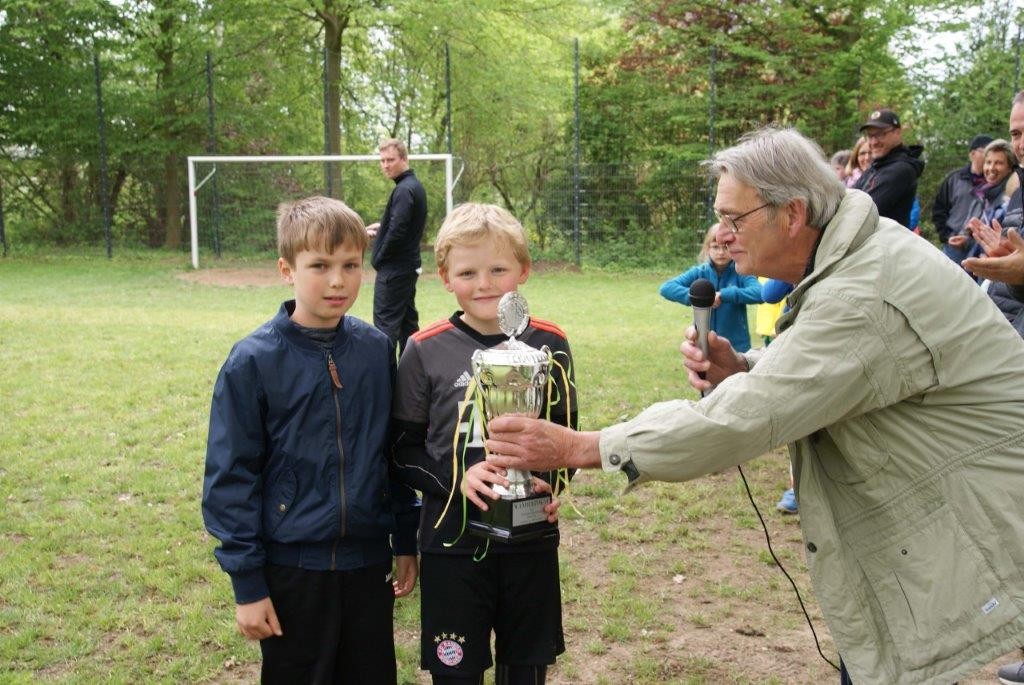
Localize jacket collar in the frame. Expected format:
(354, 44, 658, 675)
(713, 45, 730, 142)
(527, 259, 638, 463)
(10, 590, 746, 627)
(786, 190, 878, 308)
(271, 300, 350, 353)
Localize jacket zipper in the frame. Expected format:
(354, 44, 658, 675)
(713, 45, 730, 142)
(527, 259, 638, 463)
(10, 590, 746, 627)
(326, 351, 345, 569)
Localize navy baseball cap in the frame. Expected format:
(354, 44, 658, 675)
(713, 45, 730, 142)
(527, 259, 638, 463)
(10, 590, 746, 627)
(969, 134, 994, 151)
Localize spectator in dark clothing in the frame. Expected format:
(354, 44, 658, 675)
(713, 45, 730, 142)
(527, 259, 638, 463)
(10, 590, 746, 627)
(933, 134, 992, 262)
(366, 138, 428, 352)
(853, 108, 925, 227)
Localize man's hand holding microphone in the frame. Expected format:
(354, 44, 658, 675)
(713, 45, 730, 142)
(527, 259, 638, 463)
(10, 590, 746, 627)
(680, 278, 749, 394)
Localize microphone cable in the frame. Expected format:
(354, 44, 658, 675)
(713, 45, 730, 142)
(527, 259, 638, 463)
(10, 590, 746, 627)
(735, 464, 840, 673)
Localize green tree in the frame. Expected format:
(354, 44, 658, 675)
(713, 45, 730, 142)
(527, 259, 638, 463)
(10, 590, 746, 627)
(0, 0, 121, 244)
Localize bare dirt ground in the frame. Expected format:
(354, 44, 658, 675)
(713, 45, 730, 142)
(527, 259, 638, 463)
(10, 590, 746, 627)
(176, 265, 326, 288)
(176, 262, 579, 288)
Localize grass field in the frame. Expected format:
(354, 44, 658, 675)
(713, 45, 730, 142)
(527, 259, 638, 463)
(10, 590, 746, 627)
(0, 254, 1016, 683)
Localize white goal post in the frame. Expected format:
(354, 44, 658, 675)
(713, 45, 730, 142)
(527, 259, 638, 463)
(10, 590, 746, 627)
(187, 153, 455, 269)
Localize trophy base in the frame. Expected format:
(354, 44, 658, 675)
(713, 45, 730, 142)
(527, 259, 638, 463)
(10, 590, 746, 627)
(467, 492, 556, 543)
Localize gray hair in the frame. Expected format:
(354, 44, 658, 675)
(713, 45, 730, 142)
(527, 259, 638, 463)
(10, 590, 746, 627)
(986, 138, 1016, 168)
(1013, 90, 1024, 107)
(704, 127, 847, 229)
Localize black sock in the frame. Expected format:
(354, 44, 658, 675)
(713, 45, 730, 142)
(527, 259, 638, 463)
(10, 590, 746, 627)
(494, 663, 547, 685)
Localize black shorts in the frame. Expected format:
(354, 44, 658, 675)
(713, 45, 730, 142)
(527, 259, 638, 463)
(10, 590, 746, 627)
(259, 562, 396, 685)
(419, 551, 564, 676)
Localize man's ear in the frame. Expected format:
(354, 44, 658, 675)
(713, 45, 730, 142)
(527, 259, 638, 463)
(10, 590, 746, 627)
(278, 257, 294, 284)
(786, 199, 809, 236)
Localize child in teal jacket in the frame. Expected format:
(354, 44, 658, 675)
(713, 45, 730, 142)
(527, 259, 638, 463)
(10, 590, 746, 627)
(659, 224, 762, 352)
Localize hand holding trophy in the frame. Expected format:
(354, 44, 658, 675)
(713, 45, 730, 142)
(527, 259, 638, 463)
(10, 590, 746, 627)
(466, 291, 557, 543)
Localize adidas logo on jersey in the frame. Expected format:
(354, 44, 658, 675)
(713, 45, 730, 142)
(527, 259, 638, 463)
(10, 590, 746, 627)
(453, 371, 472, 388)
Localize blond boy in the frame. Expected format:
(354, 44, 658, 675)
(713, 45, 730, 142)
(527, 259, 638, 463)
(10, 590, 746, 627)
(390, 203, 577, 685)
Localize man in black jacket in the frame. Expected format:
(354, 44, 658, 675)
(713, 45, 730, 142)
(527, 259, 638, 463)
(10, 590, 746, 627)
(854, 108, 925, 228)
(932, 134, 992, 261)
(367, 138, 428, 350)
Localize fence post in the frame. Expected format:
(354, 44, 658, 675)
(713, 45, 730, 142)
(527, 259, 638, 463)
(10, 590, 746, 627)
(572, 37, 581, 268)
(704, 45, 718, 224)
(205, 52, 222, 258)
(0, 175, 7, 257)
(445, 42, 453, 155)
(93, 52, 113, 259)
(1015, 24, 1021, 95)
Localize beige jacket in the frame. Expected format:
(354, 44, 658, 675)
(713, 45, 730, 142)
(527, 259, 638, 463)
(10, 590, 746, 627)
(600, 190, 1024, 683)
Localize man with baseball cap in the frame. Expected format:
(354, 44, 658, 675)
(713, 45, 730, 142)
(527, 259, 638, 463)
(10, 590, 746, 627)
(932, 133, 994, 262)
(853, 108, 925, 227)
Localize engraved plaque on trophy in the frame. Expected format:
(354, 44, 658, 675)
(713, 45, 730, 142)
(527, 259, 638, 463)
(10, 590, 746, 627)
(466, 292, 556, 543)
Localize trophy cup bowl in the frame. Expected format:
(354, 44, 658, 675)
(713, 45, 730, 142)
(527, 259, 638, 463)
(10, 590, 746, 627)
(466, 342, 556, 543)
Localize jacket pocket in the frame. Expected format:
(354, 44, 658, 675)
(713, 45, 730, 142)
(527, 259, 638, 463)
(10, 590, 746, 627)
(856, 504, 1013, 669)
(263, 468, 297, 536)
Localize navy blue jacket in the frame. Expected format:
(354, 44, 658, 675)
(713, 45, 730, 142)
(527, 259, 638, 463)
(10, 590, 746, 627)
(932, 163, 982, 242)
(659, 260, 763, 352)
(202, 301, 419, 604)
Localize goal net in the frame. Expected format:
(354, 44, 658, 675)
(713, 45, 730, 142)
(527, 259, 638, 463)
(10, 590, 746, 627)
(187, 154, 455, 268)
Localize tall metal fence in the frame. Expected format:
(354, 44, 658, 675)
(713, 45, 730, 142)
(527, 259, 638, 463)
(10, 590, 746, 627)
(183, 158, 713, 268)
(528, 162, 712, 266)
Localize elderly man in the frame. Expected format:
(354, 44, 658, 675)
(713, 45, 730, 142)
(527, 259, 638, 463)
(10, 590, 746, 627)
(486, 128, 1024, 684)
(853, 108, 924, 227)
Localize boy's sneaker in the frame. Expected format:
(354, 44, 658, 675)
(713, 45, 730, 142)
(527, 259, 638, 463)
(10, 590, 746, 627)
(999, 661, 1024, 684)
(776, 488, 798, 514)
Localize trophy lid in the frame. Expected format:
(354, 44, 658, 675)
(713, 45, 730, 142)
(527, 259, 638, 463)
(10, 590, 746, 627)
(472, 292, 549, 366)
(498, 291, 529, 339)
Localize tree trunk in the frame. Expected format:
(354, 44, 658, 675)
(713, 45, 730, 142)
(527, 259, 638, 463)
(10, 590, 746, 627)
(321, 0, 349, 197)
(156, 2, 182, 248)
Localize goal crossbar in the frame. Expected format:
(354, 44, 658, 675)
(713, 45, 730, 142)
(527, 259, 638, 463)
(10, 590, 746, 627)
(187, 153, 454, 268)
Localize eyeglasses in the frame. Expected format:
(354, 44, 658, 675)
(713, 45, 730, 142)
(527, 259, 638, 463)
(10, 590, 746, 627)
(716, 202, 771, 235)
(865, 128, 894, 141)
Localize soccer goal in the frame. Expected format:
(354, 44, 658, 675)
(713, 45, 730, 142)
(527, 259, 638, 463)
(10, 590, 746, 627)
(187, 154, 456, 268)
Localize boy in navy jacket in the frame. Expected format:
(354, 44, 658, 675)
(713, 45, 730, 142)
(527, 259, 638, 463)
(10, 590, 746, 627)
(202, 196, 419, 684)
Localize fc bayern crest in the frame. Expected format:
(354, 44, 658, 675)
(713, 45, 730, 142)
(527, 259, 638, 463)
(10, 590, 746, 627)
(436, 638, 464, 667)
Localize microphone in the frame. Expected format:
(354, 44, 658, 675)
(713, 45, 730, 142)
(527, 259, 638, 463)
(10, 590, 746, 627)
(689, 278, 715, 382)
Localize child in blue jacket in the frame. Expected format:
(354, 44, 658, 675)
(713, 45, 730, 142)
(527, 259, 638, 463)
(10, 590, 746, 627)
(202, 196, 419, 684)
(660, 224, 763, 352)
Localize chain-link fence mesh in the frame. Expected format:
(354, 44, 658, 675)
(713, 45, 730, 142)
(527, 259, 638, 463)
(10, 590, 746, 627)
(191, 159, 453, 263)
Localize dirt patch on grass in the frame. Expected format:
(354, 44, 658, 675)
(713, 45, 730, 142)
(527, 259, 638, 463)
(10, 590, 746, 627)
(176, 261, 574, 288)
(176, 266, 300, 288)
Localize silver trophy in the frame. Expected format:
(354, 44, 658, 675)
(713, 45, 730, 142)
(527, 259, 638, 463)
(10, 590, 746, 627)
(466, 292, 555, 542)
